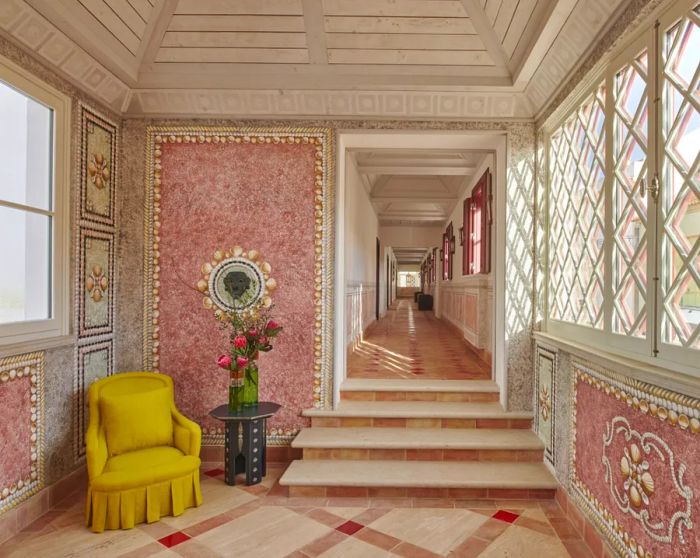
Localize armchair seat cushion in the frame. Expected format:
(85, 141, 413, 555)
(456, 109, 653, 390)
(94, 446, 200, 491)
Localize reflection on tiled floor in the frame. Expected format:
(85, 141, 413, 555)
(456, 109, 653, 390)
(0, 465, 594, 558)
(348, 301, 490, 380)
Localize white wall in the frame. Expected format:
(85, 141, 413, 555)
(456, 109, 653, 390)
(345, 157, 379, 346)
(437, 154, 495, 361)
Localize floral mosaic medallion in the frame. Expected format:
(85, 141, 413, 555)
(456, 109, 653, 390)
(0, 352, 44, 514)
(534, 344, 556, 466)
(74, 341, 113, 458)
(571, 360, 700, 558)
(79, 104, 117, 227)
(78, 229, 114, 337)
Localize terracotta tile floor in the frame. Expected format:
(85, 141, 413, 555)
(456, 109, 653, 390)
(348, 300, 490, 380)
(0, 465, 594, 558)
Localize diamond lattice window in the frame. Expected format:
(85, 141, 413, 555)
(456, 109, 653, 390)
(612, 50, 650, 338)
(548, 82, 606, 329)
(661, 6, 700, 350)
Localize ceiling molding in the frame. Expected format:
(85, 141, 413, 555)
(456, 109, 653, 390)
(0, 0, 129, 111)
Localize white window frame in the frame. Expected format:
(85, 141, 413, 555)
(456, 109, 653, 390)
(542, 0, 699, 378)
(0, 54, 71, 349)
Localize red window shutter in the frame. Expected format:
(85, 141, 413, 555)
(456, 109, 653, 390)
(463, 196, 473, 275)
(463, 169, 492, 275)
(481, 171, 492, 274)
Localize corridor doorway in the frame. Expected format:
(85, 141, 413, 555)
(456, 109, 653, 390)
(335, 131, 507, 405)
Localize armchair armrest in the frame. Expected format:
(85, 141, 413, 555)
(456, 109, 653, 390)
(85, 423, 108, 480)
(172, 407, 201, 457)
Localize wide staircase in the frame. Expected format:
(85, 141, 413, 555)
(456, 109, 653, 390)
(279, 378, 558, 499)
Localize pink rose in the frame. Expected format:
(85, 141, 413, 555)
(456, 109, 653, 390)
(233, 335, 247, 349)
(259, 335, 269, 346)
(248, 328, 259, 338)
(217, 354, 232, 369)
(236, 356, 249, 369)
(266, 320, 279, 331)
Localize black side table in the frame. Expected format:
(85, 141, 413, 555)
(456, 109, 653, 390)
(209, 402, 281, 486)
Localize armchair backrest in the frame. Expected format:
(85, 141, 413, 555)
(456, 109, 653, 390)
(86, 372, 175, 479)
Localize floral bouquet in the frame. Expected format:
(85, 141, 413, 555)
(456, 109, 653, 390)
(216, 300, 283, 410)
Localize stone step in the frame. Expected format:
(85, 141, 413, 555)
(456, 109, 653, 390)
(304, 401, 533, 429)
(340, 379, 500, 402)
(292, 427, 544, 461)
(279, 460, 558, 500)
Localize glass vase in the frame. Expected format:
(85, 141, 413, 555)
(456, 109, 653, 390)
(242, 362, 259, 407)
(228, 370, 244, 413)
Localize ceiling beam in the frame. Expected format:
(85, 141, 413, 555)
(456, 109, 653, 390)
(302, 0, 328, 65)
(371, 195, 457, 202)
(511, 0, 578, 86)
(358, 165, 475, 176)
(137, 0, 178, 69)
(460, 0, 511, 72)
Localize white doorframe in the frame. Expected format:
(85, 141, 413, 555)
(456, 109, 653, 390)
(335, 130, 509, 409)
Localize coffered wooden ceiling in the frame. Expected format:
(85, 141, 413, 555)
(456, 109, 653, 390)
(351, 148, 486, 226)
(3, 0, 630, 117)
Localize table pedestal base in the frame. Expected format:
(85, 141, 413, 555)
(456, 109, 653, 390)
(224, 418, 268, 486)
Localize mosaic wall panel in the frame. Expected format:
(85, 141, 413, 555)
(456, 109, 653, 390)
(535, 344, 556, 466)
(74, 341, 113, 458)
(143, 127, 334, 445)
(0, 352, 44, 514)
(74, 103, 118, 462)
(571, 360, 700, 558)
(77, 228, 114, 338)
(79, 104, 118, 228)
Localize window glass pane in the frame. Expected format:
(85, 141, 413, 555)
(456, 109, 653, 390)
(548, 82, 606, 328)
(612, 49, 649, 338)
(0, 205, 51, 324)
(660, 6, 700, 349)
(398, 272, 420, 287)
(0, 80, 53, 211)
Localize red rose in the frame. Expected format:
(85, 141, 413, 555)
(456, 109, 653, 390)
(248, 328, 259, 337)
(259, 335, 269, 345)
(236, 356, 249, 369)
(217, 354, 232, 369)
(266, 320, 279, 331)
(233, 335, 247, 349)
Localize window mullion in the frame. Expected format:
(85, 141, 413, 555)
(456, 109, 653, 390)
(604, 71, 615, 338)
(650, 21, 662, 358)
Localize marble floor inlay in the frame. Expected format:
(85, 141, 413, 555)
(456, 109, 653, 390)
(0, 465, 595, 558)
(348, 300, 490, 380)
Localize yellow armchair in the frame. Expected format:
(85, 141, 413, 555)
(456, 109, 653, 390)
(85, 372, 202, 532)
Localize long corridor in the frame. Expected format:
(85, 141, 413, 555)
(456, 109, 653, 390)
(347, 299, 491, 380)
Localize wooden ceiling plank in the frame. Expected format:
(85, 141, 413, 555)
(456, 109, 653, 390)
(484, 0, 501, 24)
(78, 0, 140, 53)
(324, 16, 476, 35)
(26, 0, 139, 82)
(511, 0, 578, 85)
(358, 166, 476, 176)
(302, 0, 328, 65)
(155, 47, 310, 64)
(492, 0, 518, 42)
(161, 31, 308, 49)
(127, 0, 152, 21)
(175, 0, 303, 15)
(328, 49, 493, 66)
(136, 0, 178, 68)
(168, 15, 306, 32)
(105, 0, 146, 36)
(501, 0, 537, 59)
(323, 0, 468, 18)
(326, 33, 485, 51)
(460, 0, 510, 70)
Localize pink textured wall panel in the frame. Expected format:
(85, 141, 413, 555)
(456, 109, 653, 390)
(573, 365, 700, 558)
(0, 376, 32, 489)
(157, 141, 317, 436)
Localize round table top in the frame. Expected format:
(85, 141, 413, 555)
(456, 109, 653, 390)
(209, 402, 281, 421)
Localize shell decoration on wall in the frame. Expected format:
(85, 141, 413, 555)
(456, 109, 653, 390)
(197, 246, 276, 319)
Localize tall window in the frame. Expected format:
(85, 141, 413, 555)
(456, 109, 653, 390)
(0, 56, 70, 346)
(464, 169, 492, 275)
(546, 0, 699, 373)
